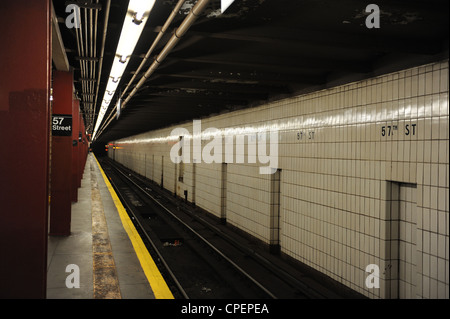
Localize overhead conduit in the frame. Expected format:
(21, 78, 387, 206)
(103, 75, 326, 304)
(123, 0, 187, 100)
(92, 0, 111, 133)
(71, 0, 111, 134)
(75, 5, 93, 130)
(129, 0, 211, 105)
(96, 0, 186, 136)
(95, 0, 211, 140)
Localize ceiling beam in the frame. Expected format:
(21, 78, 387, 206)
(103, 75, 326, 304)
(133, 88, 266, 102)
(144, 79, 289, 95)
(188, 28, 444, 55)
(155, 68, 326, 86)
(165, 52, 371, 74)
(128, 94, 250, 108)
(51, 2, 70, 71)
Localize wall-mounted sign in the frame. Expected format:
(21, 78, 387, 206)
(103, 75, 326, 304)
(52, 114, 72, 136)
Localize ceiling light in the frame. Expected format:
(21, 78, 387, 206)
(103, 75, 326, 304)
(133, 12, 145, 25)
(92, 0, 156, 141)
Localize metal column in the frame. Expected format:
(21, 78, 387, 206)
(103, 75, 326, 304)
(0, 0, 51, 298)
(71, 99, 80, 202)
(49, 71, 74, 236)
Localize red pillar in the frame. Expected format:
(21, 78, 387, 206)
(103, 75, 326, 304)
(71, 100, 80, 202)
(80, 117, 87, 177)
(78, 112, 83, 188)
(0, 0, 51, 298)
(49, 71, 73, 236)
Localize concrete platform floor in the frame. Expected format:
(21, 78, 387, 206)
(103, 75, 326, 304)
(46, 154, 155, 299)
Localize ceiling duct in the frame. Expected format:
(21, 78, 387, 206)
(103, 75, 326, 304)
(95, 0, 211, 141)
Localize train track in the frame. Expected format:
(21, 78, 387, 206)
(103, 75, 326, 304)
(99, 157, 334, 299)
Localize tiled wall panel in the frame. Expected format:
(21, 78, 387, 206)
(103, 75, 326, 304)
(109, 60, 449, 298)
(195, 162, 222, 218)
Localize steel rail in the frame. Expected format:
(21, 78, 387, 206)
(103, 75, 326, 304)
(120, 161, 329, 299)
(106, 162, 189, 299)
(110, 161, 278, 299)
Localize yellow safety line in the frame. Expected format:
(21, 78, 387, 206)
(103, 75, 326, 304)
(93, 155, 174, 299)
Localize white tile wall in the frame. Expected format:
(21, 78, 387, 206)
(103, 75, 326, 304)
(109, 60, 449, 299)
(195, 162, 223, 217)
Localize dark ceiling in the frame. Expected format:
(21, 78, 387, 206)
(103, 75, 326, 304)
(53, 0, 449, 146)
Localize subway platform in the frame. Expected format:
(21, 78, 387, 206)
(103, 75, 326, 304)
(46, 154, 171, 299)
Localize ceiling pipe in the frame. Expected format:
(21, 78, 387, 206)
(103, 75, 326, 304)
(82, 8, 88, 113)
(95, 0, 210, 141)
(75, 11, 90, 128)
(123, 0, 186, 99)
(96, 0, 186, 137)
(91, 0, 111, 134)
(128, 0, 210, 104)
(73, 0, 107, 134)
(89, 6, 95, 128)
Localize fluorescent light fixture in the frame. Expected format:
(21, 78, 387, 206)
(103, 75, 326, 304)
(92, 0, 156, 140)
(221, 0, 236, 13)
